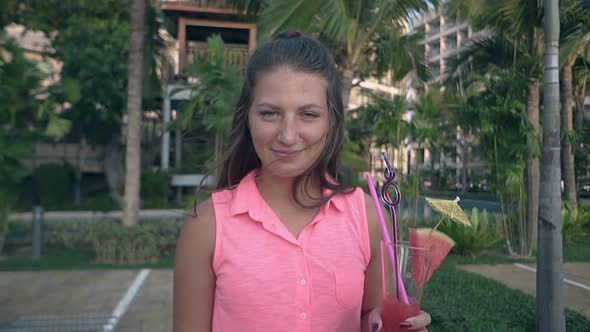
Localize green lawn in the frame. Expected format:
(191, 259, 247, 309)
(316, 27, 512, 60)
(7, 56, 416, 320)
(0, 247, 174, 271)
(423, 262, 590, 332)
(564, 236, 590, 262)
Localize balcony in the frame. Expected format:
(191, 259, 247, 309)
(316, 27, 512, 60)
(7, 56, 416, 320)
(158, 0, 236, 13)
(187, 41, 249, 74)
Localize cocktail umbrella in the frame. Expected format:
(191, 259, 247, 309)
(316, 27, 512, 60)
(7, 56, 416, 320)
(425, 196, 471, 230)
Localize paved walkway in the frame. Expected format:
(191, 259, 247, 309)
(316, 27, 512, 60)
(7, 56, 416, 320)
(459, 262, 590, 319)
(0, 270, 172, 331)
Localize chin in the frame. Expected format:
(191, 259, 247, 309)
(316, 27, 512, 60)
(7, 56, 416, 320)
(263, 163, 312, 179)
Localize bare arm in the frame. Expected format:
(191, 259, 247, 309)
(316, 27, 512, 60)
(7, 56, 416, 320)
(361, 193, 384, 332)
(173, 199, 216, 332)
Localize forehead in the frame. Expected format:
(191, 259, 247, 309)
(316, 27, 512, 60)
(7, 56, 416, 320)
(252, 67, 328, 106)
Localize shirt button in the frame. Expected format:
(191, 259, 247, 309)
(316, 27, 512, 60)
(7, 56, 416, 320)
(300, 312, 307, 320)
(300, 279, 307, 286)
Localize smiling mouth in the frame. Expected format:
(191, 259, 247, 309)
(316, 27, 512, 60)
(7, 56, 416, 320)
(272, 149, 301, 158)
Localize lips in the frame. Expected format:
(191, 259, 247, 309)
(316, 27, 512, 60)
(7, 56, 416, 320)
(272, 149, 301, 159)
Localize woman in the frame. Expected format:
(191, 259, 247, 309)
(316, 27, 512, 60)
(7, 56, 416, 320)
(174, 31, 431, 332)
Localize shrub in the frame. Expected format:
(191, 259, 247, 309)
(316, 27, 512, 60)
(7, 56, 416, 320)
(45, 219, 100, 249)
(140, 169, 171, 208)
(91, 221, 158, 264)
(91, 219, 181, 264)
(562, 202, 590, 244)
(33, 163, 75, 208)
(438, 208, 503, 256)
(31, 218, 181, 263)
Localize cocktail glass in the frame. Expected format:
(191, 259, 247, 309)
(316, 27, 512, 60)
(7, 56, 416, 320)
(380, 240, 432, 332)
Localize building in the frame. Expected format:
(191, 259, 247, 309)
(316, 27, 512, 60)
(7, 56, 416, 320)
(409, 11, 486, 85)
(157, 0, 257, 196)
(401, 11, 490, 189)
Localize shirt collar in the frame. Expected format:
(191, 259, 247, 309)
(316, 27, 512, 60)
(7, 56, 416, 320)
(230, 169, 347, 216)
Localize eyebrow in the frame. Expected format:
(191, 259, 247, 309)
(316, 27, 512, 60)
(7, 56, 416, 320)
(254, 102, 325, 111)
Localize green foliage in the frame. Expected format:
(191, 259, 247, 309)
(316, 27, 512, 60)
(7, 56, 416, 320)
(140, 169, 171, 208)
(438, 208, 503, 256)
(32, 163, 76, 208)
(0, 34, 70, 226)
(41, 219, 181, 264)
(346, 92, 409, 172)
(10, 0, 164, 144)
(561, 202, 590, 244)
(181, 34, 241, 132)
(75, 194, 120, 212)
(91, 220, 179, 264)
(563, 235, 590, 262)
(258, 0, 432, 83)
(423, 262, 590, 331)
(45, 220, 98, 249)
(339, 142, 367, 172)
(0, 248, 175, 270)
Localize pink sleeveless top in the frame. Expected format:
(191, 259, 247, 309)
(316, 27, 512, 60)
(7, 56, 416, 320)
(211, 170, 371, 332)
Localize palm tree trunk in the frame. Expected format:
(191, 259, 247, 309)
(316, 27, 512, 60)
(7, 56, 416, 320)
(340, 68, 354, 112)
(123, 0, 145, 226)
(574, 93, 585, 132)
(537, 0, 565, 330)
(461, 130, 468, 194)
(526, 78, 540, 254)
(561, 63, 577, 204)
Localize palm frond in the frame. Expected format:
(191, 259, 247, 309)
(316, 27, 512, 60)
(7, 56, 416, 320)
(381, 0, 437, 23)
(317, 0, 349, 42)
(443, 35, 518, 90)
(370, 31, 430, 83)
(258, 0, 324, 40)
(493, 0, 542, 37)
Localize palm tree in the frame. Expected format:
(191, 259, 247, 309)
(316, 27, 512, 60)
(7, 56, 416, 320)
(445, 0, 544, 256)
(123, 0, 145, 226)
(560, 1, 590, 204)
(253, 0, 434, 110)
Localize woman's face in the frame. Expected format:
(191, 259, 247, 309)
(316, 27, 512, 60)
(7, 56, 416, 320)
(248, 66, 330, 179)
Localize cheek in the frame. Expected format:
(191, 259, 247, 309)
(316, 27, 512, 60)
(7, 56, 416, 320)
(305, 125, 330, 150)
(249, 123, 274, 147)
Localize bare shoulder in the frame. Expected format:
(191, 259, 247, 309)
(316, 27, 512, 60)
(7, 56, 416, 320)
(174, 198, 217, 331)
(176, 198, 216, 262)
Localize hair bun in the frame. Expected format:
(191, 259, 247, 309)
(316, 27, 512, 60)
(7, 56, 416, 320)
(286, 31, 301, 39)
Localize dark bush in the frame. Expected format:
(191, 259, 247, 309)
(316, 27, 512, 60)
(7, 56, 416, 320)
(140, 169, 171, 208)
(33, 163, 75, 208)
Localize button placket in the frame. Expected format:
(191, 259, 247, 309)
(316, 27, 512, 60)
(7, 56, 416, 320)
(295, 244, 311, 331)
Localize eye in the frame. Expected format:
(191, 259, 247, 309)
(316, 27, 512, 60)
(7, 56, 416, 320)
(301, 112, 320, 120)
(258, 110, 279, 120)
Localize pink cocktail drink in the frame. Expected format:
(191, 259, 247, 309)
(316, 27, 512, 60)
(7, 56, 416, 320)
(381, 295, 420, 332)
(380, 241, 431, 332)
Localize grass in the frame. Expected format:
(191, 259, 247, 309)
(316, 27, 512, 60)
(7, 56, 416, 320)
(423, 262, 590, 332)
(0, 247, 174, 271)
(564, 236, 590, 262)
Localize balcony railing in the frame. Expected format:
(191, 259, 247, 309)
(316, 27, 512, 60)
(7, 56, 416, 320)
(187, 41, 249, 74)
(158, 0, 232, 8)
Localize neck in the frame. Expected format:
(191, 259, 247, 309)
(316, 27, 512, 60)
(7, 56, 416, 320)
(255, 170, 323, 208)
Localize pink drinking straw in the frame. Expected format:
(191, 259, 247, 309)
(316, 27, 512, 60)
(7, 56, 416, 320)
(364, 172, 410, 304)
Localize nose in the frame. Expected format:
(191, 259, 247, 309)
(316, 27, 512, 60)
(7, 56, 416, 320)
(277, 116, 298, 146)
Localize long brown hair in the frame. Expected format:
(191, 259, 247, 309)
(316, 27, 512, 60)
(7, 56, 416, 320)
(216, 32, 354, 207)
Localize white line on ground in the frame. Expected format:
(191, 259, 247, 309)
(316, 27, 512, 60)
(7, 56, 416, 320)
(513, 263, 590, 291)
(101, 269, 151, 332)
